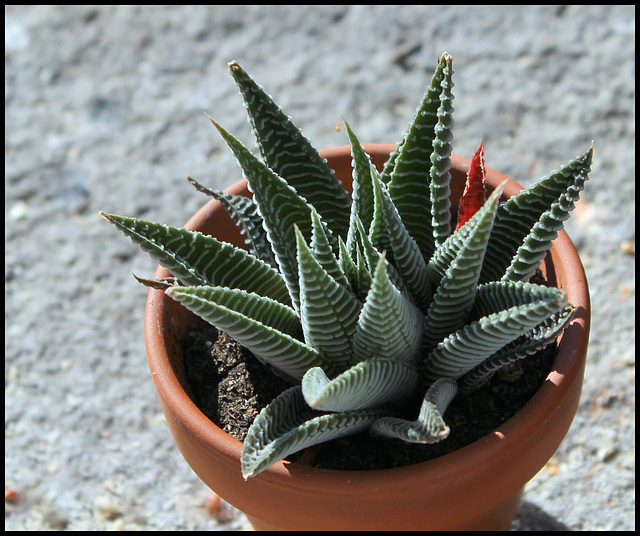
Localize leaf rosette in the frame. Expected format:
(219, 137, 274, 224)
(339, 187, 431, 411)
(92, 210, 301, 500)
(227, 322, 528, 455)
(102, 53, 592, 478)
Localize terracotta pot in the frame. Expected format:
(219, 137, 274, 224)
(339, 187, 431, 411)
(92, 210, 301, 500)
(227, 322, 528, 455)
(144, 144, 590, 531)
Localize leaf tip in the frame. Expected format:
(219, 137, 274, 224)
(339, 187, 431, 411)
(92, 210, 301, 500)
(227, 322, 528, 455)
(204, 112, 219, 128)
(99, 211, 113, 222)
(440, 51, 454, 63)
(455, 141, 488, 230)
(164, 285, 183, 298)
(133, 273, 179, 290)
(99, 211, 127, 228)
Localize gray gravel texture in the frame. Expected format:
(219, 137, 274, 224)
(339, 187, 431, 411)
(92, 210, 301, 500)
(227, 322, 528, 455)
(5, 5, 635, 531)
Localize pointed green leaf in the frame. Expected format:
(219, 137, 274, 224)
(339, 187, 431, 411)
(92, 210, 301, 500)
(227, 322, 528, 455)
(372, 169, 432, 308)
(186, 176, 277, 268)
(210, 118, 320, 312)
(166, 286, 334, 380)
(168, 285, 300, 336)
(428, 181, 503, 288)
(472, 279, 569, 317)
(302, 358, 419, 412)
(429, 55, 455, 248)
(385, 53, 453, 257)
(503, 156, 592, 281)
(241, 386, 386, 479)
(459, 304, 575, 392)
(100, 213, 290, 304)
(343, 119, 376, 254)
(353, 256, 424, 363)
(424, 285, 569, 380)
(228, 61, 351, 238)
(337, 237, 359, 294)
(296, 226, 362, 370)
(353, 245, 374, 300)
(353, 215, 407, 295)
(341, 238, 375, 302)
(423, 183, 504, 348)
(309, 208, 346, 288)
(354, 214, 381, 272)
(368, 165, 393, 255)
(371, 378, 457, 443)
(481, 145, 593, 282)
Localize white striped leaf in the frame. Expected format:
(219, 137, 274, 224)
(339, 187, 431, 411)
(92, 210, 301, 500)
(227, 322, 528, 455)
(353, 256, 424, 363)
(296, 226, 362, 371)
(481, 145, 593, 282)
(100, 213, 290, 305)
(348, 238, 378, 302)
(368, 168, 392, 257)
(241, 386, 387, 479)
(352, 241, 374, 300)
(385, 53, 453, 257)
(228, 61, 352, 239)
(472, 280, 568, 318)
(169, 285, 300, 336)
(429, 56, 455, 248)
(428, 181, 504, 288)
(503, 157, 591, 281)
(338, 228, 380, 302)
(424, 286, 569, 380)
(337, 237, 360, 295)
(459, 304, 575, 392)
(343, 119, 376, 255)
(423, 183, 504, 348)
(371, 378, 458, 443)
(354, 214, 383, 275)
(309, 208, 347, 288)
(211, 118, 334, 313)
(186, 177, 277, 268)
(352, 215, 408, 296)
(166, 286, 335, 380)
(371, 168, 432, 309)
(302, 358, 419, 412)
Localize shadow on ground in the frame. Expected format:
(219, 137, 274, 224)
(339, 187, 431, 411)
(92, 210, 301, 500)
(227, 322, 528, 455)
(512, 501, 570, 531)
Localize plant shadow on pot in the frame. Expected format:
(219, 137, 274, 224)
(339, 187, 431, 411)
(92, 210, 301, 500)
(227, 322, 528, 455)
(144, 145, 590, 531)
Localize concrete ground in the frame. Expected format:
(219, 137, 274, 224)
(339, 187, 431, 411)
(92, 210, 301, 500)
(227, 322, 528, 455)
(5, 5, 635, 530)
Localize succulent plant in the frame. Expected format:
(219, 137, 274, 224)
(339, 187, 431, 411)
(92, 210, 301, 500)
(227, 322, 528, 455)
(101, 53, 592, 479)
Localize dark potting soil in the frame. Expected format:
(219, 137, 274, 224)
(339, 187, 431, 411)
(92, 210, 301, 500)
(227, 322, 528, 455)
(181, 320, 555, 472)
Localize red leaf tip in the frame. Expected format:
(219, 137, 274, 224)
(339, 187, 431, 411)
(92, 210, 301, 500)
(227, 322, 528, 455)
(455, 142, 487, 231)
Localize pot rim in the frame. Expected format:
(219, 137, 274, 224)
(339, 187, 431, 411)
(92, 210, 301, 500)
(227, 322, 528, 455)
(145, 143, 590, 492)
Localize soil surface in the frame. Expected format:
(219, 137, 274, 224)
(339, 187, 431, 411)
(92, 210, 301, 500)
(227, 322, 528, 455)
(182, 322, 555, 472)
